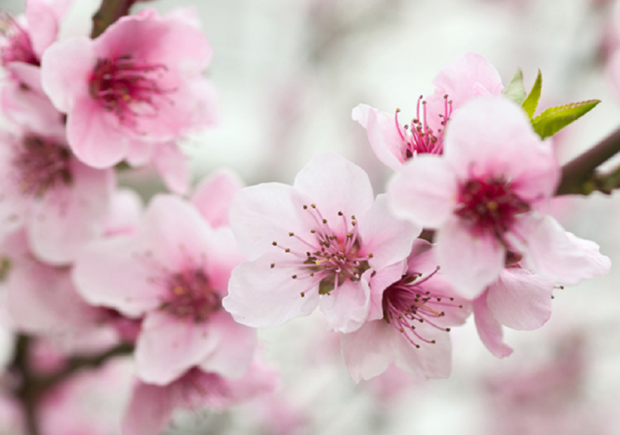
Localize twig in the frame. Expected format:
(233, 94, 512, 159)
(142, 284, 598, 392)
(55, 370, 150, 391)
(91, 0, 138, 38)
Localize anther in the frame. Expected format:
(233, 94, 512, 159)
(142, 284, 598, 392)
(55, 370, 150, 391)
(272, 241, 277, 246)
(270, 263, 275, 268)
(289, 232, 294, 237)
(300, 292, 305, 297)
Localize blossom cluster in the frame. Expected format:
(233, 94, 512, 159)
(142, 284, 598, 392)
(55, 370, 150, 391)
(0, 0, 613, 434)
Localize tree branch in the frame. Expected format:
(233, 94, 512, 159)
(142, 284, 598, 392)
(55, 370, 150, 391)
(556, 126, 620, 195)
(91, 0, 138, 38)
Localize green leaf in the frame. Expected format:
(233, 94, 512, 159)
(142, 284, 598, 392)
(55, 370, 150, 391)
(521, 69, 542, 118)
(531, 100, 600, 139)
(502, 69, 527, 105)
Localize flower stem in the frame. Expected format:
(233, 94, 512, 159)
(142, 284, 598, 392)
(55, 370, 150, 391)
(555, 126, 620, 195)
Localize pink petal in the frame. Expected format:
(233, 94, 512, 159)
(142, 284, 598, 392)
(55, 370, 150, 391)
(352, 104, 406, 171)
(229, 183, 312, 260)
(135, 311, 219, 385)
(513, 215, 611, 285)
(432, 52, 504, 109)
(473, 293, 513, 358)
(341, 320, 395, 383)
(319, 278, 370, 333)
(223, 253, 320, 328)
(27, 161, 114, 265)
(95, 9, 212, 74)
(41, 37, 94, 112)
(5, 63, 45, 94)
(125, 140, 153, 167)
(191, 169, 244, 228)
(102, 188, 143, 236)
(140, 194, 213, 270)
(26, 0, 59, 58)
(435, 216, 505, 299)
(198, 311, 256, 378)
(356, 194, 420, 270)
(152, 142, 189, 195)
(365, 261, 407, 322)
(486, 268, 553, 331)
(406, 239, 438, 276)
(72, 236, 162, 317)
(293, 153, 374, 225)
(388, 155, 458, 228)
(122, 381, 172, 435)
(204, 227, 245, 293)
(392, 324, 452, 379)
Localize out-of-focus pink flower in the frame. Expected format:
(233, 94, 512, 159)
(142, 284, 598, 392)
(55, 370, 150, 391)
(121, 361, 278, 435)
(0, 93, 115, 264)
(224, 153, 420, 333)
(73, 194, 255, 385)
(191, 169, 244, 228)
(0, 0, 71, 69)
(0, 229, 103, 335)
(38, 357, 134, 435)
(341, 240, 470, 382)
(352, 52, 503, 170)
(389, 96, 610, 298)
(473, 266, 555, 358)
(41, 8, 218, 168)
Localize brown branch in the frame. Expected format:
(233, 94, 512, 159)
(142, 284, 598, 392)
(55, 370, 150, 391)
(556, 126, 620, 195)
(91, 0, 139, 38)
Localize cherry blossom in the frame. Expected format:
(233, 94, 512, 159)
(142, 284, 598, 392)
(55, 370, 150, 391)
(389, 96, 610, 298)
(41, 8, 218, 168)
(223, 153, 420, 333)
(73, 194, 255, 385)
(121, 361, 278, 435)
(352, 52, 504, 170)
(341, 240, 470, 382)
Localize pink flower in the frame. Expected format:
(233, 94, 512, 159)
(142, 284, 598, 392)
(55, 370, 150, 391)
(341, 240, 470, 382)
(0, 115, 114, 265)
(121, 361, 278, 435)
(41, 8, 218, 168)
(73, 194, 255, 385)
(0, 0, 71, 69)
(388, 96, 610, 298)
(223, 153, 420, 333)
(352, 52, 503, 171)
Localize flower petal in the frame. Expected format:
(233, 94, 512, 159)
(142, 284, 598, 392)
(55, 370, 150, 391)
(223, 253, 320, 327)
(192, 169, 244, 228)
(388, 155, 458, 228)
(473, 293, 513, 358)
(486, 268, 553, 331)
(122, 381, 172, 435)
(435, 216, 505, 298)
(153, 142, 189, 195)
(319, 278, 370, 333)
(352, 104, 406, 171)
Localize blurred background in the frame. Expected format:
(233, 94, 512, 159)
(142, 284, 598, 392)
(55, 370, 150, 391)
(2, 0, 620, 433)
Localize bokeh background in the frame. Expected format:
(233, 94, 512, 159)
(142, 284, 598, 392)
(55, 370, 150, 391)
(2, 0, 620, 433)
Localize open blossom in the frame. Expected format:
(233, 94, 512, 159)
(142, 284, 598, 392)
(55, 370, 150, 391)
(0, 110, 114, 264)
(352, 52, 504, 171)
(41, 8, 218, 168)
(73, 194, 255, 385)
(122, 361, 278, 435)
(223, 153, 420, 333)
(341, 240, 470, 382)
(389, 96, 611, 298)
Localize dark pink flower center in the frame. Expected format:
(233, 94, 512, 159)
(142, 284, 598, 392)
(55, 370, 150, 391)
(383, 270, 462, 348)
(159, 269, 221, 323)
(271, 204, 372, 298)
(455, 178, 530, 239)
(13, 135, 72, 197)
(88, 55, 174, 129)
(395, 94, 452, 158)
(0, 14, 38, 66)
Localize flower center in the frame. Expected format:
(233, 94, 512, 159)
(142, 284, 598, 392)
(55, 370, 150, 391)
(395, 94, 452, 159)
(13, 135, 72, 197)
(0, 14, 38, 66)
(159, 269, 221, 323)
(270, 204, 372, 298)
(382, 270, 462, 348)
(88, 55, 174, 129)
(455, 178, 530, 239)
